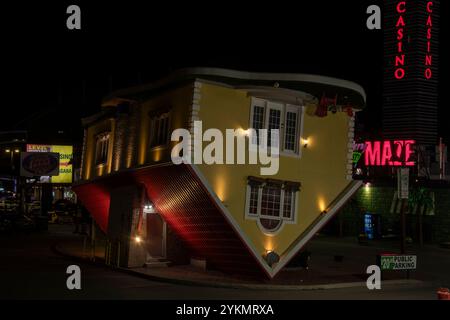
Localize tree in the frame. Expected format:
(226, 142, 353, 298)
(408, 187, 434, 246)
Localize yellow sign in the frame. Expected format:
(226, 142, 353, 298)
(26, 144, 73, 183)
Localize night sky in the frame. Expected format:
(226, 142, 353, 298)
(2, 1, 449, 144)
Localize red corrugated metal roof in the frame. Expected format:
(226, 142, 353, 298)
(74, 164, 268, 278)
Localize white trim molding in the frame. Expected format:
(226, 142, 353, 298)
(347, 115, 356, 181)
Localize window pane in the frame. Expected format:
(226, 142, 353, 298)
(268, 109, 281, 148)
(252, 106, 265, 145)
(283, 189, 293, 219)
(284, 111, 298, 152)
(260, 218, 281, 231)
(261, 184, 281, 217)
(248, 185, 259, 215)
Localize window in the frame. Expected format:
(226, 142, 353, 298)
(250, 98, 303, 155)
(245, 177, 300, 233)
(251, 104, 265, 145)
(150, 112, 170, 148)
(95, 132, 110, 165)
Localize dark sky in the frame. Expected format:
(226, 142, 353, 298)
(2, 0, 448, 144)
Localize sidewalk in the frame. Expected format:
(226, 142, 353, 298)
(53, 227, 438, 290)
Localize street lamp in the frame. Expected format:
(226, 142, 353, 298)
(5, 148, 20, 171)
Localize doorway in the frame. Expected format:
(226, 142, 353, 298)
(146, 212, 166, 258)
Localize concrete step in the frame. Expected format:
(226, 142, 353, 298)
(144, 257, 170, 268)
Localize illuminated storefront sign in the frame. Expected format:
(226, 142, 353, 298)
(26, 144, 73, 183)
(364, 140, 415, 167)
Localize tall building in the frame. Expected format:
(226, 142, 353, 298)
(383, 0, 440, 145)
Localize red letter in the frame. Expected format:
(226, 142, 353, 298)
(404, 140, 415, 166)
(395, 55, 405, 66)
(397, 1, 406, 13)
(381, 141, 393, 166)
(425, 55, 432, 66)
(425, 68, 432, 79)
(427, 15, 432, 27)
(392, 141, 403, 166)
(398, 41, 403, 52)
(396, 15, 405, 27)
(397, 28, 404, 40)
(395, 68, 405, 79)
(365, 141, 381, 166)
(427, 28, 432, 39)
(427, 2, 433, 13)
(427, 41, 431, 52)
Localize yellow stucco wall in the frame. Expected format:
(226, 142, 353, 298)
(196, 82, 350, 257)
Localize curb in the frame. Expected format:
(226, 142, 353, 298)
(52, 244, 426, 291)
(117, 268, 425, 291)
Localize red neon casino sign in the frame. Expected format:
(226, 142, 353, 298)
(425, 1, 433, 79)
(394, 1, 407, 79)
(393, 1, 434, 80)
(364, 140, 415, 166)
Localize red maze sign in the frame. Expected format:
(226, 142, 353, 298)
(21, 152, 60, 177)
(364, 140, 415, 167)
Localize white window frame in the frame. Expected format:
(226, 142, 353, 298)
(244, 182, 299, 235)
(249, 97, 305, 158)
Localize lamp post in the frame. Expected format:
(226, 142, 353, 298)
(5, 148, 20, 192)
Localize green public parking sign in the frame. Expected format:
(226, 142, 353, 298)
(378, 254, 417, 270)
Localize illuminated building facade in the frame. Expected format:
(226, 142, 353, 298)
(74, 68, 366, 279)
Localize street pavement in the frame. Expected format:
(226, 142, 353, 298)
(0, 224, 447, 300)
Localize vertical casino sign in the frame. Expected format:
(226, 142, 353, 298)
(424, 1, 433, 80)
(391, 1, 436, 80)
(383, 0, 439, 146)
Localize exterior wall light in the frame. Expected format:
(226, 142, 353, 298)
(143, 202, 154, 214)
(134, 236, 142, 243)
(302, 138, 309, 148)
(263, 250, 280, 267)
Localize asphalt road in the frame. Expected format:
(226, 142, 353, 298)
(0, 225, 444, 300)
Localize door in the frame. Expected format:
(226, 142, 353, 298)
(146, 213, 166, 257)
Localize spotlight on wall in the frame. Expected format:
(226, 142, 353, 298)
(302, 138, 309, 148)
(263, 250, 280, 267)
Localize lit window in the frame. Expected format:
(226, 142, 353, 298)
(245, 177, 300, 233)
(95, 132, 110, 165)
(150, 112, 170, 148)
(250, 98, 303, 155)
